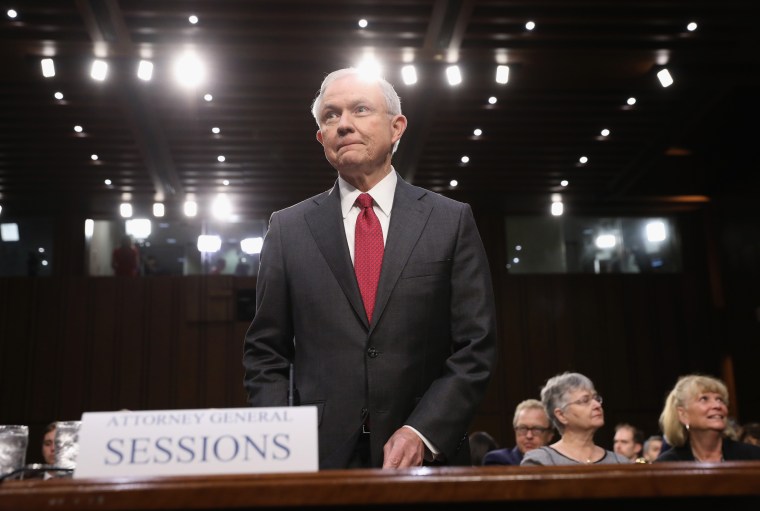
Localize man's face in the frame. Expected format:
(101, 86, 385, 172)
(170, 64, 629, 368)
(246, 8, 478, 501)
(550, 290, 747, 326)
(613, 427, 640, 460)
(42, 429, 55, 465)
(315, 74, 406, 176)
(514, 408, 553, 454)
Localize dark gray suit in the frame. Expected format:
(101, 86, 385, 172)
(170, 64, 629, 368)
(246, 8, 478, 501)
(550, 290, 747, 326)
(243, 174, 497, 468)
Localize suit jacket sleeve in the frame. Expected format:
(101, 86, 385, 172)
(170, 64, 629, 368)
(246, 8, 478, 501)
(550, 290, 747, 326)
(242, 211, 293, 407)
(404, 203, 498, 461)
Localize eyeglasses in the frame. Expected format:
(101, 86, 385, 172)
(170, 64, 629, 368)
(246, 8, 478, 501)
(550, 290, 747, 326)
(514, 426, 551, 436)
(563, 393, 603, 409)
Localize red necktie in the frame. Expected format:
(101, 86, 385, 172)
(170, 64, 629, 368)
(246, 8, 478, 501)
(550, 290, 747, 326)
(354, 193, 384, 322)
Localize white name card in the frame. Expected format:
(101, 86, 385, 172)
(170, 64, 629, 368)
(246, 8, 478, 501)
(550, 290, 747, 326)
(74, 407, 318, 478)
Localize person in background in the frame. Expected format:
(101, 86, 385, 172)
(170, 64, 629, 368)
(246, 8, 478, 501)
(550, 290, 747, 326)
(642, 434, 664, 463)
(483, 399, 555, 465)
(243, 67, 498, 470)
(521, 372, 629, 465)
(468, 431, 499, 466)
(740, 422, 760, 446)
(111, 234, 140, 276)
(41, 422, 56, 465)
(655, 374, 760, 462)
(613, 422, 645, 463)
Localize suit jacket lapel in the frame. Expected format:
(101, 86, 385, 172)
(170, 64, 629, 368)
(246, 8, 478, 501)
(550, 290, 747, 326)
(372, 178, 432, 327)
(305, 181, 368, 327)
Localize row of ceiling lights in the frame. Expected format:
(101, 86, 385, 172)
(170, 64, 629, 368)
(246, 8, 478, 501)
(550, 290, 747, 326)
(3, 8, 697, 220)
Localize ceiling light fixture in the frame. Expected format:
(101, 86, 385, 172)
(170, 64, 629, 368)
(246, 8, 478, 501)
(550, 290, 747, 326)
(657, 68, 674, 88)
(119, 203, 133, 218)
(41, 58, 55, 77)
(90, 59, 108, 81)
(7, 9, 18, 18)
(358, 19, 368, 28)
(54, 91, 63, 100)
(401, 65, 417, 85)
(446, 65, 462, 86)
(183, 200, 198, 217)
(173, 51, 206, 88)
(137, 60, 153, 81)
(188, 15, 198, 25)
(495, 65, 510, 84)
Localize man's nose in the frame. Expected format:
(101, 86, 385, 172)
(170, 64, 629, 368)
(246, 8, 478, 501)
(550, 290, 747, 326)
(336, 113, 354, 134)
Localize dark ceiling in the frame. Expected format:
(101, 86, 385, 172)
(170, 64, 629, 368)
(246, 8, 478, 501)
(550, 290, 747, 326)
(1, 0, 758, 222)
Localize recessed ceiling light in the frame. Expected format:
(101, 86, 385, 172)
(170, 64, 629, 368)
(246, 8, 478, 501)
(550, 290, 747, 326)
(600, 128, 610, 137)
(488, 96, 497, 105)
(579, 156, 588, 164)
(204, 93, 213, 101)
(90, 59, 108, 81)
(189, 15, 198, 24)
(217, 155, 225, 162)
(74, 125, 83, 133)
(561, 180, 569, 187)
(473, 128, 482, 136)
(104, 179, 112, 185)
(54, 91, 64, 100)
(446, 65, 462, 86)
(41, 58, 55, 78)
(211, 127, 220, 134)
(223, 180, 230, 186)
(525, 21, 536, 31)
(450, 179, 458, 187)
(137, 60, 153, 81)
(627, 97, 637, 106)
(687, 22, 698, 31)
(358, 19, 368, 28)
(7, 9, 18, 18)
(461, 155, 470, 164)
(91, 154, 99, 161)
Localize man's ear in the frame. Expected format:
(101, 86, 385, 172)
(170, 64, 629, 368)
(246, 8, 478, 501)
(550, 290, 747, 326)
(391, 114, 407, 144)
(316, 129, 324, 146)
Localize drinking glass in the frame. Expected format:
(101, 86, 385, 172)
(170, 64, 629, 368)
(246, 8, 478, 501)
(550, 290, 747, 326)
(54, 421, 81, 470)
(0, 425, 29, 477)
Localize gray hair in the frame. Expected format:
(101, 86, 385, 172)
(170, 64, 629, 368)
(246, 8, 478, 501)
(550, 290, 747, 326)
(512, 398, 549, 427)
(310, 68, 403, 153)
(540, 372, 596, 434)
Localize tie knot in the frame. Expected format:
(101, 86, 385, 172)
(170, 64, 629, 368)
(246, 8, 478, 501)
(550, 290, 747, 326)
(356, 193, 373, 209)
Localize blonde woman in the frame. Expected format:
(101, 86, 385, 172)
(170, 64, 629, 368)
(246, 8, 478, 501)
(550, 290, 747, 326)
(656, 374, 760, 462)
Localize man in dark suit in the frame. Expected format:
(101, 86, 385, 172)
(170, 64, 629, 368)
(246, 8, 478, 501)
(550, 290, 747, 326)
(243, 67, 498, 469)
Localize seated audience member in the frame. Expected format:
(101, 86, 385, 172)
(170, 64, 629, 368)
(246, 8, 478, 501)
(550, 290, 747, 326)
(642, 435, 664, 463)
(740, 422, 760, 446)
(468, 431, 499, 466)
(724, 417, 743, 441)
(483, 399, 555, 465)
(613, 422, 646, 463)
(41, 422, 56, 465)
(655, 374, 760, 462)
(521, 372, 629, 465)
(111, 234, 140, 276)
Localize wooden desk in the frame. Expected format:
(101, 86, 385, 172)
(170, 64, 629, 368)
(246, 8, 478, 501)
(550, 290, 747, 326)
(2, 462, 759, 510)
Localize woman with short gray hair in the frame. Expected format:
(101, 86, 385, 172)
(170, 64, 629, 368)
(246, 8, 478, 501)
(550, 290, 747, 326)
(521, 372, 629, 465)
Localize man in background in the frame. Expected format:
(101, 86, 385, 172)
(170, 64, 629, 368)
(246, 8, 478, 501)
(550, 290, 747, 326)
(483, 399, 555, 465)
(613, 422, 645, 462)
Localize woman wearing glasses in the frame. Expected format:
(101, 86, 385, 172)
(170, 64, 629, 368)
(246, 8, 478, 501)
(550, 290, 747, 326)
(521, 372, 629, 465)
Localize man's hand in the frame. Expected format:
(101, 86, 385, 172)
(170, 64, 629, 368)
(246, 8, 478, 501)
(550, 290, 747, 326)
(382, 427, 425, 468)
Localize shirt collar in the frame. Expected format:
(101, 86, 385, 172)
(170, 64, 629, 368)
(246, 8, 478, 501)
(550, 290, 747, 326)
(339, 168, 397, 219)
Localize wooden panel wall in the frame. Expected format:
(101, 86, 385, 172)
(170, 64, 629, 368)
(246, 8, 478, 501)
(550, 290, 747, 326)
(2, 212, 755, 464)
(0, 276, 253, 464)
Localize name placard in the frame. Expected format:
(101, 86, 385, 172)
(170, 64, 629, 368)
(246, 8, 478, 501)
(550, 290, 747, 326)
(74, 407, 318, 478)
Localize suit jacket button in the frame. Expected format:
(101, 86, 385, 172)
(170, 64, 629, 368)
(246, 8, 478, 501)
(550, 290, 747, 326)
(367, 347, 378, 358)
